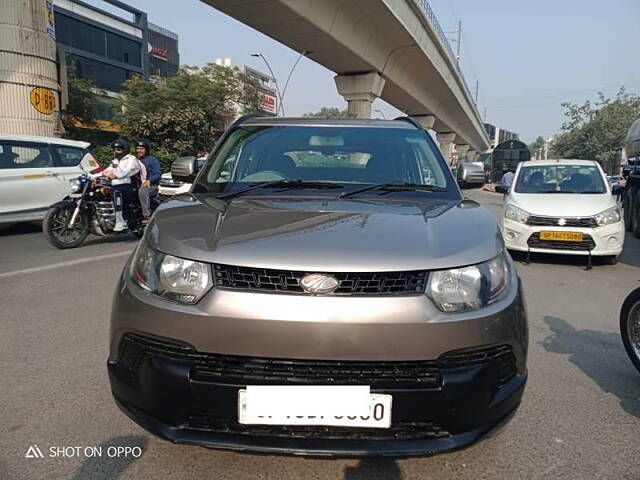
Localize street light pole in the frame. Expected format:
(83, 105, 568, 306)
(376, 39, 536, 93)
(251, 53, 284, 116)
(279, 50, 309, 117)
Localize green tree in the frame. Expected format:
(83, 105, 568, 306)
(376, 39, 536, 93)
(303, 107, 349, 117)
(61, 68, 104, 137)
(528, 136, 546, 158)
(553, 87, 640, 172)
(116, 64, 262, 158)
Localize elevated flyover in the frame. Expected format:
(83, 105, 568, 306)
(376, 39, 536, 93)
(201, 0, 490, 158)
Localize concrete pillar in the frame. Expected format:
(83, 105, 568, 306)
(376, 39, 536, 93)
(334, 72, 386, 119)
(467, 150, 477, 162)
(436, 133, 456, 165)
(456, 144, 470, 164)
(413, 115, 436, 130)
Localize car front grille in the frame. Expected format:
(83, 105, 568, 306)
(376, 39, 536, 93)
(527, 215, 597, 228)
(118, 334, 516, 389)
(527, 232, 596, 251)
(118, 333, 441, 389)
(186, 416, 451, 440)
(213, 264, 428, 296)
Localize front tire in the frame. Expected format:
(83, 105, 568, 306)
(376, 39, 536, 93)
(43, 202, 90, 249)
(621, 288, 640, 374)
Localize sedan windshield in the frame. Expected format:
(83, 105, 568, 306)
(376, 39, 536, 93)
(194, 126, 456, 197)
(514, 165, 606, 194)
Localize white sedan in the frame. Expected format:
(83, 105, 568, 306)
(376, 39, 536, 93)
(498, 159, 624, 264)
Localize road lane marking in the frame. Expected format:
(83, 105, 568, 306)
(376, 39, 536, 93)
(0, 250, 133, 279)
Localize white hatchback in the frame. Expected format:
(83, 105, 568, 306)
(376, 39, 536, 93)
(499, 159, 624, 264)
(0, 135, 100, 224)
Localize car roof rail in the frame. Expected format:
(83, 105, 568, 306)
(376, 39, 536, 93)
(393, 116, 422, 130)
(232, 113, 266, 127)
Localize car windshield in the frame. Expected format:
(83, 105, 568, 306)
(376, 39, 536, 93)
(194, 126, 456, 197)
(514, 164, 606, 194)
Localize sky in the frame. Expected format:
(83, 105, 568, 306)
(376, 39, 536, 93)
(93, 0, 640, 144)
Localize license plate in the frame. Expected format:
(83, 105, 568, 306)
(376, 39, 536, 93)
(539, 231, 583, 242)
(238, 389, 392, 428)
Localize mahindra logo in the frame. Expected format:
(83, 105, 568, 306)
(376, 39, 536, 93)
(300, 273, 339, 294)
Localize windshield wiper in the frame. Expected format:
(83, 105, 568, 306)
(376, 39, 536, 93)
(217, 180, 342, 200)
(339, 182, 446, 199)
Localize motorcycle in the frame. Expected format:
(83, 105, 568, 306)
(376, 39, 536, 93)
(43, 172, 152, 249)
(620, 287, 640, 373)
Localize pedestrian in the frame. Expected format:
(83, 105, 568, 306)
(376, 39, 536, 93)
(501, 168, 515, 187)
(135, 139, 161, 223)
(618, 171, 628, 203)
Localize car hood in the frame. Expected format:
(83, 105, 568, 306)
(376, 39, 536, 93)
(147, 194, 503, 272)
(511, 193, 614, 217)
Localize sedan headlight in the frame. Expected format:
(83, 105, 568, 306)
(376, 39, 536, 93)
(504, 204, 529, 223)
(594, 206, 621, 227)
(130, 243, 212, 304)
(427, 253, 510, 313)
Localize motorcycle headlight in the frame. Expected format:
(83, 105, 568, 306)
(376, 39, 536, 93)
(69, 179, 81, 193)
(130, 243, 213, 304)
(504, 204, 529, 224)
(427, 252, 511, 313)
(594, 206, 621, 227)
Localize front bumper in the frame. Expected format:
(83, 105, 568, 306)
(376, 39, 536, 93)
(107, 266, 527, 456)
(501, 218, 625, 256)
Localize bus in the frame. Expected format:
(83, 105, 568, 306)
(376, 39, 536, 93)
(484, 139, 531, 183)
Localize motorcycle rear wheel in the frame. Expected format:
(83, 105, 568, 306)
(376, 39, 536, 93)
(43, 203, 90, 249)
(620, 287, 640, 374)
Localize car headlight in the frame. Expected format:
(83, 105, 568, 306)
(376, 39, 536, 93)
(69, 179, 81, 193)
(130, 243, 213, 304)
(427, 252, 511, 313)
(594, 206, 621, 227)
(504, 204, 529, 223)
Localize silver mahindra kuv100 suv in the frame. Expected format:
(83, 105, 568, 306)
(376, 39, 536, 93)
(108, 116, 527, 457)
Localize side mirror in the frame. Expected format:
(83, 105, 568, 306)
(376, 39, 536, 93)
(495, 185, 509, 194)
(171, 156, 198, 183)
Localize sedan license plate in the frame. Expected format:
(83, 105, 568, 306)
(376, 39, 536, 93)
(238, 389, 392, 428)
(539, 231, 583, 242)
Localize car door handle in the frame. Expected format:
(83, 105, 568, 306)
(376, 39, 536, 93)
(44, 171, 58, 177)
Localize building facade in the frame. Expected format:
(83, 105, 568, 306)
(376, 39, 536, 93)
(484, 123, 519, 149)
(214, 58, 278, 117)
(54, 0, 179, 131)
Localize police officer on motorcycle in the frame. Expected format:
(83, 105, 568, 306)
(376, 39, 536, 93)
(135, 139, 161, 224)
(103, 139, 143, 232)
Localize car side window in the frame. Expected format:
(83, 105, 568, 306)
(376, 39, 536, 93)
(52, 146, 85, 167)
(0, 142, 52, 169)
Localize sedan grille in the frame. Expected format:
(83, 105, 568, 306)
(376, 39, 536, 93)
(527, 232, 596, 251)
(527, 215, 597, 228)
(213, 264, 428, 296)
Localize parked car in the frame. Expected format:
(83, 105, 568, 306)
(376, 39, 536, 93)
(158, 157, 206, 197)
(108, 116, 528, 457)
(456, 160, 486, 189)
(0, 135, 99, 224)
(497, 159, 623, 265)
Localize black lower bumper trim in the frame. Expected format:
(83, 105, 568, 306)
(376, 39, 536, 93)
(112, 394, 522, 457)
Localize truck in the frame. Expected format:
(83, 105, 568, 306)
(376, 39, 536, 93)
(623, 118, 640, 237)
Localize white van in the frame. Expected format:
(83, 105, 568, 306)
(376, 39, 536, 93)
(0, 135, 100, 224)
